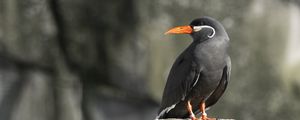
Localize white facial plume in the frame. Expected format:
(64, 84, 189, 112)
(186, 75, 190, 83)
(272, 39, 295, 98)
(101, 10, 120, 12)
(193, 25, 216, 38)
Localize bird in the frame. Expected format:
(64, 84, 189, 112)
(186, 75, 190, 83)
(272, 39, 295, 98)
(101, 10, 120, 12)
(156, 16, 231, 120)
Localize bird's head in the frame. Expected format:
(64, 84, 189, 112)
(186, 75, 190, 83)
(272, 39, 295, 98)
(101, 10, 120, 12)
(165, 16, 228, 42)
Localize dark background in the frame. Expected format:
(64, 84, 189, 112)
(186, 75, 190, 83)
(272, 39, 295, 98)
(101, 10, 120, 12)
(1, 0, 300, 120)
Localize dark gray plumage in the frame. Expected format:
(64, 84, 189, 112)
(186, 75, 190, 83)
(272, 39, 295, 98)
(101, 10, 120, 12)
(157, 16, 231, 119)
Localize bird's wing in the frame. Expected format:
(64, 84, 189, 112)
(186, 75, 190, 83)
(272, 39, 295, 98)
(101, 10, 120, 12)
(205, 56, 231, 108)
(158, 53, 200, 115)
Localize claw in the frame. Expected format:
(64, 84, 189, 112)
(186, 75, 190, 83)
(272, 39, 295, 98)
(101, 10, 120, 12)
(190, 115, 197, 120)
(201, 114, 207, 120)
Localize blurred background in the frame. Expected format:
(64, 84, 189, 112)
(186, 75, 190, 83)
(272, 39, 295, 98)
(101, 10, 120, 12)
(1, 0, 300, 120)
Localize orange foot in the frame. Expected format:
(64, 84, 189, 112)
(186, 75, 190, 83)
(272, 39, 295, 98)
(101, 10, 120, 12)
(199, 101, 217, 120)
(206, 117, 217, 120)
(190, 116, 198, 120)
(200, 112, 207, 120)
(187, 100, 197, 120)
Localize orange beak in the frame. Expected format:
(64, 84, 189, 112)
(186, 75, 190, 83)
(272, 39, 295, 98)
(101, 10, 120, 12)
(165, 25, 193, 35)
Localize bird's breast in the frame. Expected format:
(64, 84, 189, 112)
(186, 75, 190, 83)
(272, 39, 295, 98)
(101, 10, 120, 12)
(193, 40, 227, 71)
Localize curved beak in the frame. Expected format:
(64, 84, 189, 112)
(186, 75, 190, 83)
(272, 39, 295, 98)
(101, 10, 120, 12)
(164, 25, 193, 35)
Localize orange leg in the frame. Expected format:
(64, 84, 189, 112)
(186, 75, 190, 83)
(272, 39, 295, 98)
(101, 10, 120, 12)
(200, 100, 207, 120)
(187, 100, 197, 120)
